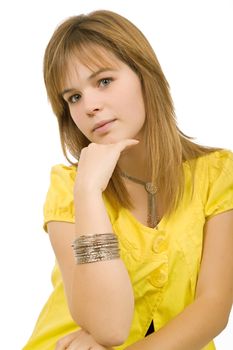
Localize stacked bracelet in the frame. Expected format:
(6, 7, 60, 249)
(71, 233, 120, 264)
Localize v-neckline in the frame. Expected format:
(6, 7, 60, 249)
(122, 206, 166, 231)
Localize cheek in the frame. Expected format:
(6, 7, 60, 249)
(69, 108, 92, 140)
(69, 106, 82, 126)
(122, 87, 145, 119)
(134, 89, 145, 121)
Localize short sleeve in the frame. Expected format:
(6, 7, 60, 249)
(43, 164, 77, 233)
(204, 150, 233, 219)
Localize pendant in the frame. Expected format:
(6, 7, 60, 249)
(144, 182, 157, 227)
(147, 193, 157, 228)
(145, 182, 157, 195)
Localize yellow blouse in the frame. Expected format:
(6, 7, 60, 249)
(23, 150, 233, 350)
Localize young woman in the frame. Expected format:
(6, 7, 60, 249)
(23, 10, 233, 350)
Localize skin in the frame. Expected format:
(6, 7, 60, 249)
(52, 51, 148, 348)
(50, 50, 233, 349)
(62, 50, 150, 180)
(54, 209, 233, 350)
(55, 329, 113, 350)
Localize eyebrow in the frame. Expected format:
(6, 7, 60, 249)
(61, 67, 117, 97)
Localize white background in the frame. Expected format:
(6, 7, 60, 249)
(0, 0, 232, 349)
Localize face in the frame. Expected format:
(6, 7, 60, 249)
(62, 50, 146, 144)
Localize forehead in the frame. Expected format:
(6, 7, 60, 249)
(62, 44, 121, 87)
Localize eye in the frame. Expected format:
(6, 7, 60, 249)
(68, 94, 81, 104)
(98, 78, 113, 87)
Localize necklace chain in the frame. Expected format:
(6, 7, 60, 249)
(120, 171, 158, 228)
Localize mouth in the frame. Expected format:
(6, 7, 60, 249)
(93, 119, 117, 133)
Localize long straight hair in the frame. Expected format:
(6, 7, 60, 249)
(43, 10, 220, 217)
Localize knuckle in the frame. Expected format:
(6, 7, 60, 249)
(88, 142, 96, 148)
(55, 339, 64, 347)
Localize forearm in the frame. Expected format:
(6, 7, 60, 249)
(71, 190, 134, 346)
(125, 296, 228, 350)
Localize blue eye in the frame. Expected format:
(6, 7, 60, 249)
(68, 94, 81, 104)
(99, 78, 112, 87)
(66, 78, 112, 104)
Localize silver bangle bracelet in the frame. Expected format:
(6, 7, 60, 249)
(71, 233, 120, 264)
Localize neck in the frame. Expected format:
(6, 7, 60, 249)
(118, 139, 151, 182)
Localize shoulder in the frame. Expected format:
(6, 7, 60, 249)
(184, 149, 233, 179)
(45, 163, 77, 204)
(198, 148, 233, 166)
(45, 163, 77, 207)
(196, 149, 233, 183)
(190, 149, 233, 218)
(48, 163, 77, 190)
(190, 148, 232, 166)
(50, 163, 77, 178)
(43, 164, 77, 232)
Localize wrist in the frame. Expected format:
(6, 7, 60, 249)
(74, 188, 113, 235)
(74, 187, 102, 204)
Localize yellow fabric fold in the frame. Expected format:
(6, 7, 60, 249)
(23, 150, 233, 350)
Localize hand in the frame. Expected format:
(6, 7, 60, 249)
(55, 328, 114, 350)
(74, 139, 139, 194)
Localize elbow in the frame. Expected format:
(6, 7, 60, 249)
(197, 293, 232, 335)
(70, 308, 131, 347)
(208, 302, 232, 337)
(217, 313, 230, 334)
(214, 299, 232, 334)
(107, 322, 132, 346)
(93, 328, 129, 347)
(73, 319, 129, 346)
(212, 315, 230, 341)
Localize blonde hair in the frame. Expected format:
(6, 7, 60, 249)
(43, 10, 220, 217)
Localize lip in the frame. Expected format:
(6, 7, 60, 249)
(93, 119, 116, 132)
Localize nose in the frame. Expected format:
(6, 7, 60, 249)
(84, 91, 103, 116)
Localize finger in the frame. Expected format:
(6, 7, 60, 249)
(118, 138, 139, 146)
(66, 333, 95, 350)
(55, 330, 81, 350)
(116, 138, 139, 151)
